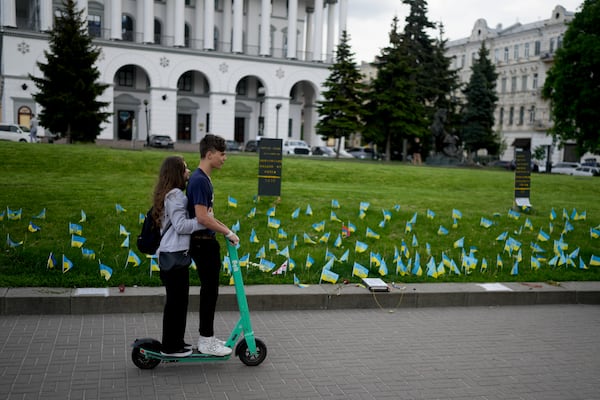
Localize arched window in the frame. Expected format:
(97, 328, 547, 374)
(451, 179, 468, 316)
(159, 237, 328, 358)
(18, 106, 33, 127)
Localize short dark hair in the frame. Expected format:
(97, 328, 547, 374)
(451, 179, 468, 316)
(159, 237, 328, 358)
(199, 134, 226, 158)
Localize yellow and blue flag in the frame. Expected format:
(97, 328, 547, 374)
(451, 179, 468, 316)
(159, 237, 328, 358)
(291, 207, 300, 219)
(303, 232, 316, 244)
(71, 234, 86, 248)
(508, 209, 520, 220)
(69, 222, 82, 235)
(437, 225, 448, 235)
(331, 199, 340, 208)
(590, 255, 600, 267)
(247, 207, 256, 218)
(115, 203, 127, 213)
(323, 257, 335, 271)
(524, 218, 533, 231)
(366, 227, 380, 239)
(138, 212, 145, 224)
(227, 195, 238, 208)
(239, 253, 250, 268)
(189, 258, 197, 270)
(267, 217, 281, 229)
(497, 254, 503, 269)
(352, 262, 369, 278)
(62, 255, 73, 273)
(255, 245, 266, 258)
(347, 221, 356, 233)
(396, 258, 407, 276)
(258, 258, 276, 272)
(426, 209, 435, 219)
(28, 221, 41, 233)
(305, 204, 313, 216)
(579, 257, 588, 270)
(339, 249, 350, 263)
(33, 208, 46, 219)
(453, 237, 464, 248)
(266, 207, 276, 217)
(120, 235, 130, 248)
(591, 227, 600, 239)
(268, 238, 278, 251)
(452, 209, 462, 220)
(82, 248, 96, 259)
(319, 232, 331, 243)
(119, 224, 130, 236)
(231, 220, 240, 233)
(412, 252, 422, 276)
(359, 209, 366, 219)
(150, 257, 160, 275)
(250, 228, 259, 243)
(278, 228, 287, 239)
(370, 251, 381, 267)
(99, 262, 113, 281)
(278, 246, 290, 258)
(320, 268, 339, 284)
(408, 212, 417, 225)
(359, 201, 370, 211)
(79, 210, 87, 223)
(355, 240, 368, 253)
(378, 257, 388, 276)
(511, 260, 519, 275)
(549, 208, 557, 221)
(496, 231, 508, 241)
(7, 207, 22, 220)
(333, 234, 342, 248)
(382, 209, 392, 221)
(294, 274, 309, 288)
(330, 211, 342, 222)
(47, 252, 57, 269)
(126, 250, 141, 267)
(480, 217, 493, 228)
(305, 253, 315, 269)
(325, 249, 336, 262)
(405, 221, 412, 234)
(312, 221, 325, 232)
(537, 229, 550, 242)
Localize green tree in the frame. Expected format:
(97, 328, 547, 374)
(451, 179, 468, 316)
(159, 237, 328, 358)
(316, 31, 365, 157)
(542, 0, 600, 155)
(364, 16, 426, 161)
(461, 42, 500, 157)
(30, 0, 109, 143)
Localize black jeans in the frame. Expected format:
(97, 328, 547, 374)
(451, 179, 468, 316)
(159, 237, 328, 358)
(159, 265, 189, 352)
(190, 237, 221, 337)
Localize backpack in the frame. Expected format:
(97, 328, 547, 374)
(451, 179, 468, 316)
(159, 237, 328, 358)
(136, 207, 170, 255)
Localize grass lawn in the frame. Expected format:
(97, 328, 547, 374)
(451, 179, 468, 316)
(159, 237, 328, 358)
(1, 142, 599, 288)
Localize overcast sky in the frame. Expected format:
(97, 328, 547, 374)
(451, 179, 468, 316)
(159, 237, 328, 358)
(346, 0, 584, 62)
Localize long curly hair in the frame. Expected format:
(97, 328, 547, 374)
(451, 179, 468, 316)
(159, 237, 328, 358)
(151, 156, 187, 228)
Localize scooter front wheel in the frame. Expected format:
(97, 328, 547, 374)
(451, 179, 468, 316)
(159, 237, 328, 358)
(132, 346, 161, 369)
(236, 338, 267, 366)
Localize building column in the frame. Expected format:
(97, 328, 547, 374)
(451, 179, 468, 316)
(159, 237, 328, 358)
(209, 94, 236, 140)
(326, 0, 336, 62)
(286, 0, 298, 59)
(1, 0, 16, 27)
(304, 7, 314, 61)
(40, 0, 53, 31)
(142, 0, 154, 43)
(110, 0, 122, 40)
(259, 0, 271, 56)
(174, 0, 185, 47)
(312, 0, 323, 61)
(194, 0, 205, 49)
(338, 0, 348, 36)
(222, 0, 232, 52)
(232, 0, 243, 53)
(204, 0, 215, 50)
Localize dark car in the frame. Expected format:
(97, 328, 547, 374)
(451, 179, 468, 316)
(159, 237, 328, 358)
(226, 140, 241, 152)
(148, 135, 174, 149)
(312, 146, 336, 157)
(347, 147, 381, 160)
(244, 140, 258, 152)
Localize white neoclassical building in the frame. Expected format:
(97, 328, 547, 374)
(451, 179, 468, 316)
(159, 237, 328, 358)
(0, 0, 348, 146)
(445, 4, 589, 164)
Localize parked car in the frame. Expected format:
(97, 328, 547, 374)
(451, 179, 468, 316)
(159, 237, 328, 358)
(347, 147, 381, 160)
(551, 162, 580, 175)
(571, 166, 600, 177)
(312, 146, 336, 157)
(148, 135, 174, 149)
(0, 123, 38, 143)
(244, 140, 259, 152)
(225, 140, 241, 152)
(283, 139, 311, 155)
(490, 160, 515, 170)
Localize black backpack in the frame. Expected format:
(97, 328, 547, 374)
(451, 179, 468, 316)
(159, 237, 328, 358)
(136, 207, 171, 255)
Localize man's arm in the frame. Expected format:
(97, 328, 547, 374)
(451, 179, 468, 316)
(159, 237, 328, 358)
(195, 204, 239, 244)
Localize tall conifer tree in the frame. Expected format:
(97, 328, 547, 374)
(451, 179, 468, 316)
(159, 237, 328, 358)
(30, 0, 109, 143)
(316, 31, 365, 157)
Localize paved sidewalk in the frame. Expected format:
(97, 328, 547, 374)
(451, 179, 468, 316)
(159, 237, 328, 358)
(1, 304, 599, 399)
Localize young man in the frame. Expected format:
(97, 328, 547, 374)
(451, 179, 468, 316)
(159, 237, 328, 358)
(187, 134, 240, 356)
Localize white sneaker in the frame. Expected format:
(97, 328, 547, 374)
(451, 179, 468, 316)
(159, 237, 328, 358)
(198, 336, 232, 356)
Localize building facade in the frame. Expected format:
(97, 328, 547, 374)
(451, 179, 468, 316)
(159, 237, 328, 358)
(445, 4, 585, 164)
(0, 0, 348, 146)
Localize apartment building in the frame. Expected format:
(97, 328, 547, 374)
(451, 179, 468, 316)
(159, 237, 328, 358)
(0, 0, 348, 146)
(445, 4, 581, 164)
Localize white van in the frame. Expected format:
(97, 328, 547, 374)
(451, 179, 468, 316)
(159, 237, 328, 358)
(0, 123, 38, 143)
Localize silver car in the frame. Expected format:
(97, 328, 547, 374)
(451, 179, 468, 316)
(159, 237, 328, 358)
(0, 123, 37, 143)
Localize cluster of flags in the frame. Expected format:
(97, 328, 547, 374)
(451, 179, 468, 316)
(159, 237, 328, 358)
(2, 198, 600, 287)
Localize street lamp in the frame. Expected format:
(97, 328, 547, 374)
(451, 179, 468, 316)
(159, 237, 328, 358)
(275, 103, 282, 139)
(143, 99, 149, 147)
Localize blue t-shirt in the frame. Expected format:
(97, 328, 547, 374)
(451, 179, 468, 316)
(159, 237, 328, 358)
(186, 168, 214, 232)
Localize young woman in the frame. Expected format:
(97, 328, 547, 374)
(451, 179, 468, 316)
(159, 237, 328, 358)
(153, 155, 203, 357)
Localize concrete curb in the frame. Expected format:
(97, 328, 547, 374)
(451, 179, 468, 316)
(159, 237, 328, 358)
(2, 281, 599, 315)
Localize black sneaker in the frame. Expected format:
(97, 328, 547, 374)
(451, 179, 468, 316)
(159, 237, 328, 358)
(183, 343, 193, 351)
(160, 348, 193, 357)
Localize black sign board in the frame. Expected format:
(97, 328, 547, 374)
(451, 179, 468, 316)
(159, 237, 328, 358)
(258, 138, 282, 197)
(514, 147, 531, 206)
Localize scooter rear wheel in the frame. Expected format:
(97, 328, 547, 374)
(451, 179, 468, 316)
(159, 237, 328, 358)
(132, 346, 161, 369)
(236, 338, 267, 366)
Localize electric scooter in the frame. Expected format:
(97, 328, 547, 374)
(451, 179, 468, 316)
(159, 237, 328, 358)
(131, 241, 267, 369)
